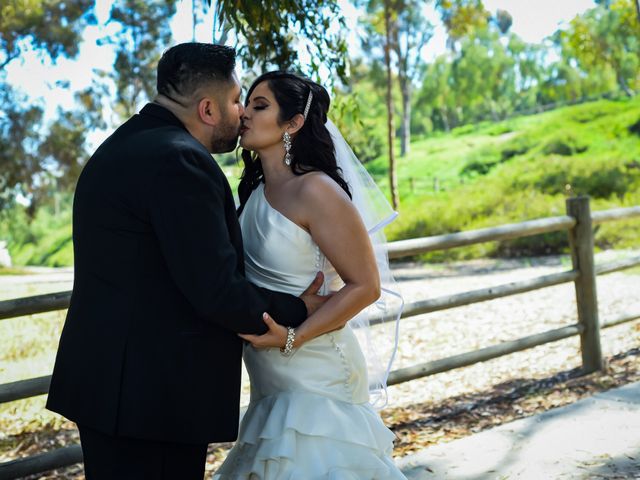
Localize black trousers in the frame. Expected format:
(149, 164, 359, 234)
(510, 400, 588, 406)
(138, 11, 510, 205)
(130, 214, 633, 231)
(78, 424, 208, 480)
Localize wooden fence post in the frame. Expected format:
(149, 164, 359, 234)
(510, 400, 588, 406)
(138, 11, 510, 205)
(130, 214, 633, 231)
(566, 196, 603, 373)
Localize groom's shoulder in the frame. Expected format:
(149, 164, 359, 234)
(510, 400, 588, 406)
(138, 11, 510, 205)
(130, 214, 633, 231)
(149, 132, 226, 184)
(135, 124, 212, 168)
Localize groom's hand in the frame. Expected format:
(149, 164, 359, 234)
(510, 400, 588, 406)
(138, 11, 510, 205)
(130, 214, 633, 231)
(300, 271, 332, 317)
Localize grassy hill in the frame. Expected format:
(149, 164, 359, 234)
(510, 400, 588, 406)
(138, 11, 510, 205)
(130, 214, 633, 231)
(373, 96, 640, 260)
(5, 96, 640, 267)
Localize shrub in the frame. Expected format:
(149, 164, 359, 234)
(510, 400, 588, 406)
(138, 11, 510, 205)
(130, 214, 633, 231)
(628, 117, 640, 136)
(542, 133, 588, 156)
(500, 135, 533, 160)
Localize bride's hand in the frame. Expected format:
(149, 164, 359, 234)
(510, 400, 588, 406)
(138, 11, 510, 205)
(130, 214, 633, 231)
(238, 313, 288, 349)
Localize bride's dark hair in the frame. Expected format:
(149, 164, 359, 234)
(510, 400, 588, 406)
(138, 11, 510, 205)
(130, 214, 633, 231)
(237, 71, 351, 211)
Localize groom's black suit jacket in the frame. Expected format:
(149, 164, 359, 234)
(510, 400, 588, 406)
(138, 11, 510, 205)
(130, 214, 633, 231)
(46, 103, 306, 444)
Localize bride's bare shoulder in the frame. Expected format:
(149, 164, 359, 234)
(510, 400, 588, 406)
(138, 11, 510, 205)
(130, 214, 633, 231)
(294, 171, 351, 207)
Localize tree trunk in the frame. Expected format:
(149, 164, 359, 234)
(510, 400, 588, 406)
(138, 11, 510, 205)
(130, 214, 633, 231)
(399, 75, 411, 157)
(617, 71, 635, 97)
(384, 0, 400, 211)
(636, 0, 640, 25)
(440, 107, 450, 132)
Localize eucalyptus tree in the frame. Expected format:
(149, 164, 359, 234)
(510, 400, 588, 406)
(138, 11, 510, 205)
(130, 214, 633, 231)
(360, 0, 401, 209)
(0, 0, 95, 70)
(98, 0, 178, 120)
(560, 0, 640, 96)
(0, 0, 96, 210)
(450, 27, 516, 122)
(203, 0, 348, 82)
(391, 1, 433, 157)
(435, 0, 490, 51)
(493, 9, 512, 35)
(416, 56, 456, 131)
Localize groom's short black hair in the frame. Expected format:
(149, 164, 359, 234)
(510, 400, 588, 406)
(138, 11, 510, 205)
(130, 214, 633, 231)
(157, 43, 236, 99)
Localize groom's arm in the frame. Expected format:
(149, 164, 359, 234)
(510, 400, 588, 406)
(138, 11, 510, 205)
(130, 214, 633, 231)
(149, 146, 306, 334)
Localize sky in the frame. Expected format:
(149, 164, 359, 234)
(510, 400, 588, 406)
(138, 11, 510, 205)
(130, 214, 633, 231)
(4, 0, 596, 145)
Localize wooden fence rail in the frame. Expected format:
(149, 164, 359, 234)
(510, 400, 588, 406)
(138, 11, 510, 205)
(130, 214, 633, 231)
(1, 196, 640, 479)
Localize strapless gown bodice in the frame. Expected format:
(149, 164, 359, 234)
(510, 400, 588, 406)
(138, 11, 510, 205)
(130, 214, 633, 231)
(238, 182, 368, 404)
(239, 182, 341, 297)
(213, 183, 406, 480)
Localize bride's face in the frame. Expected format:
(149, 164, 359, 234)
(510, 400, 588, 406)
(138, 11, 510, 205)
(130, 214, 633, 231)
(239, 81, 285, 152)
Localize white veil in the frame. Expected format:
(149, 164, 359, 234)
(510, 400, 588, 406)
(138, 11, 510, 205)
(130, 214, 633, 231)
(326, 119, 404, 409)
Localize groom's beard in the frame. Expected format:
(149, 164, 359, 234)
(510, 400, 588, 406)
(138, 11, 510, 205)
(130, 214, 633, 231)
(210, 107, 241, 154)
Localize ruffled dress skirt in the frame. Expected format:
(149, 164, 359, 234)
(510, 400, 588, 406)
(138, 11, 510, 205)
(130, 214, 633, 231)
(213, 326, 406, 479)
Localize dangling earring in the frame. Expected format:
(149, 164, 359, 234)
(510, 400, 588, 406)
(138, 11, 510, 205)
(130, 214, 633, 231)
(283, 131, 292, 166)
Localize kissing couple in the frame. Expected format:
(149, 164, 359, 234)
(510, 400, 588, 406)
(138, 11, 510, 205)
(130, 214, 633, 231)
(47, 42, 406, 479)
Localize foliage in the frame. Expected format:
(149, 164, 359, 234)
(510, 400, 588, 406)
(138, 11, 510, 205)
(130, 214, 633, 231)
(4, 0, 640, 265)
(1, 194, 73, 267)
(207, 0, 348, 82)
(331, 60, 387, 163)
(94, 0, 177, 120)
(359, 0, 433, 157)
(435, 0, 490, 49)
(0, 86, 42, 212)
(413, 0, 640, 134)
(558, 0, 640, 96)
(0, 0, 95, 69)
(331, 92, 385, 163)
(0, 0, 97, 209)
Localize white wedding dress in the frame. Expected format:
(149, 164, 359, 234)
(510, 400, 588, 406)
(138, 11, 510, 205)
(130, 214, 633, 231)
(213, 182, 406, 479)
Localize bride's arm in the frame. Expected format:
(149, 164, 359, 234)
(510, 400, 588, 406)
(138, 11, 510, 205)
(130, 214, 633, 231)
(293, 174, 381, 345)
(240, 173, 380, 348)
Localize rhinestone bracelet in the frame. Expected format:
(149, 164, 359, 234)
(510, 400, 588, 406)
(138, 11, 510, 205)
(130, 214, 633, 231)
(280, 327, 296, 356)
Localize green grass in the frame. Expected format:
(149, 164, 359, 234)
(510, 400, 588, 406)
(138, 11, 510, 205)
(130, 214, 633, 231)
(376, 96, 640, 259)
(4, 96, 640, 267)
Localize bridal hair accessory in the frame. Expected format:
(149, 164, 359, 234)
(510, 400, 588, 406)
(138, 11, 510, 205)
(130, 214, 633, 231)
(280, 327, 296, 356)
(283, 131, 292, 166)
(303, 90, 313, 120)
(325, 119, 403, 409)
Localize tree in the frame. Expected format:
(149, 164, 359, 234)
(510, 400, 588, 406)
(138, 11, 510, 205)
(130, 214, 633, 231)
(98, 0, 177, 120)
(331, 59, 387, 164)
(435, 0, 490, 51)
(0, 0, 95, 70)
(560, 0, 640, 96)
(0, 0, 96, 209)
(383, 0, 399, 210)
(450, 28, 516, 122)
(390, 1, 433, 157)
(506, 34, 546, 111)
(361, 0, 401, 209)
(416, 56, 456, 131)
(204, 0, 348, 82)
(0, 85, 42, 212)
(494, 9, 513, 35)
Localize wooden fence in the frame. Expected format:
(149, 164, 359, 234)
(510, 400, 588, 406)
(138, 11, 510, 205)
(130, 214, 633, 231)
(1, 196, 640, 479)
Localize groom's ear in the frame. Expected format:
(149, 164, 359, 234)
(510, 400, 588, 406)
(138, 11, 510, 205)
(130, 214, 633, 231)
(286, 113, 305, 136)
(197, 97, 221, 127)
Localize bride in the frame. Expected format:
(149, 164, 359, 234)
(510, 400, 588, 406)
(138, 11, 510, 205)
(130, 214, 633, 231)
(214, 71, 406, 479)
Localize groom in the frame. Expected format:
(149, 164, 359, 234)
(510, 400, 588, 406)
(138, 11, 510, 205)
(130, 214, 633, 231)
(47, 43, 325, 479)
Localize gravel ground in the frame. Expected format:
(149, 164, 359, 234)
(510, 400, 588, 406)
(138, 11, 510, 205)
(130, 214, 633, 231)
(383, 250, 640, 410)
(2, 251, 639, 478)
